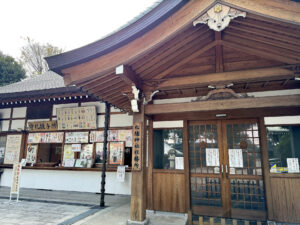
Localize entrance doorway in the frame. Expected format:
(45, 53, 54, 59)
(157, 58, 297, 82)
(189, 119, 266, 220)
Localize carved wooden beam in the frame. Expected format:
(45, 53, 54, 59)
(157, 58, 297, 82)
(116, 65, 142, 89)
(145, 95, 300, 115)
(145, 66, 295, 91)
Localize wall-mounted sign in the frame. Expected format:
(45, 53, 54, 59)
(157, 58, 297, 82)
(28, 132, 64, 143)
(65, 132, 89, 143)
(57, 106, 97, 130)
(109, 142, 124, 165)
(116, 166, 126, 182)
(132, 123, 142, 171)
(90, 131, 104, 142)
(26, 144, 38, 164)
(28, 121, 57, 131)
(4, 135, 22, 164)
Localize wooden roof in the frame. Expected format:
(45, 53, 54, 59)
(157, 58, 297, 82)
(46, 0, 300, 112)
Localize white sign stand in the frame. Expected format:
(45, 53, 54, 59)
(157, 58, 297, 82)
(9, 159, 26, 202)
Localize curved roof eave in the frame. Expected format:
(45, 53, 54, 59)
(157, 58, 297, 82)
(45, 0, 188, 75)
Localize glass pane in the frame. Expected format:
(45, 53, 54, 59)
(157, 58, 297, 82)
(0, 136, 7, 164)
(153, 129, 183, 170)
(227, 122, 262, 175)
(230, 179, 266, 211)
(267, 126, 300, 173)
(189, 124, 219, 174)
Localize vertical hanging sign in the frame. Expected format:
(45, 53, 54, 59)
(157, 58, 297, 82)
(132, 123, 142, 171)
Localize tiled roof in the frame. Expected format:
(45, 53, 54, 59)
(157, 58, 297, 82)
(0, 71, 65, 94)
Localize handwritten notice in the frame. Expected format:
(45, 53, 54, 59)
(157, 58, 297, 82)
(26, 145, 38, 164)
(90, 131, 104, 142)
(65, 132, 89, 143)
(287, 158, 299, 173)
(175, 157, 184, 170)
(116, 166, 126, 182)
(4, 135, 22, 164)
(206, 148, 219, 167)
(229, 149, 243, 168)
(57, 106, 96, 130)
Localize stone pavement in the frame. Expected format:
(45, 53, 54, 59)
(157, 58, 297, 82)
(0, 187, 187, 225)
(0, 198, 92, 225)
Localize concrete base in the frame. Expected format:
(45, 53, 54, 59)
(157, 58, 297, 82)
(126, 218, 149, 225)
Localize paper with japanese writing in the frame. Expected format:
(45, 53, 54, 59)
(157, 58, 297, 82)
(26, 145, 38, 164)
(28, 132, 63, 143)
(116, 166, 126, 182)
(109, 142, 124, 165)
(229, 149, 243, 168)
(287, 158, 299, 173)
(80, 144, 93, 160)
(90, 131, 104, 142)
(206, 148, 220, 167)
(57, 106, 96, 130)
(11, 163, 22, 194)
(63, 145, 74, 166)
(175, 157, 184, 170)
(4, 135, 22, 164)
(65, 132, 89, 143)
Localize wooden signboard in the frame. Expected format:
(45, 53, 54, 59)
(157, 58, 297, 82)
(4, 134, 22, 164)
(28, 121, 57, 131)
(132, 123, 142, 171)
(57, 106, 97, 130)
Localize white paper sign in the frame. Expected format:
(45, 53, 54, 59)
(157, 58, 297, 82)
(71, 144, 81, 152)
(175, 157, 184, 170)
(287, 158, 299, 173)
(229, 149, 243, 168)
(117, 166, 126, 182)
(206, 148, 219, 167)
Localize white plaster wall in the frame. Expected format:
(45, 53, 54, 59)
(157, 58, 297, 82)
(0, 169, 131, 195)
(0, 108, 11, 119)
(81, 101, 105, 113)
(11, 119, 25, 130)
(97, 115, 105, 128)
(0, 120, 9, 131)
(12, 107, 27, 118)
(110, 114, 133, 127)
(110, 107, 121, 113)
(153, 121, 184, 128)
(264, 115, 300, 125)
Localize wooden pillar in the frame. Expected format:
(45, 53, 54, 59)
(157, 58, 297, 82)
(129, 105, 147, 223)
(259, 117, 273, 219)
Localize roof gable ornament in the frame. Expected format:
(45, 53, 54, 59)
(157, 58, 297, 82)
(193, 3, 246, 32)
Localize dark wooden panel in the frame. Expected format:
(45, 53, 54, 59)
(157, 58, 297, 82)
(270, 177, 300, 223)
(153, 172, 185, 213)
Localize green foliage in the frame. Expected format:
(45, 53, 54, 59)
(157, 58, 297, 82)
(20, 37, 63, 76)
(0, 51, 26, 86)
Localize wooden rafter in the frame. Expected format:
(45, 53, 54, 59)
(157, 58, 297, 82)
(221, 40, 299, 64)
(141, 31, 214, 79)
(152, 40, 218, 79)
